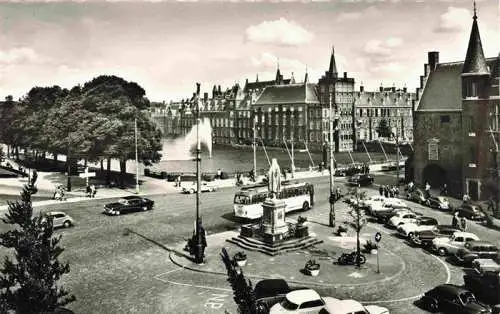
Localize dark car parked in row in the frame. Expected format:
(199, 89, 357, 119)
(426, 196, 451, 211)
(419, 284, 492, 314)
(104, 196, 155, 216)
(347, 174, 374, 187)
(410, 225, 461, 247)
(455, 241, 499, 266)
(456, 204, 487, 221)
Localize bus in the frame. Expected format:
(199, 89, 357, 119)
(233, 181, 315, 220)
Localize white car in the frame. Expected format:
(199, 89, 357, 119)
(41, 211, 74, 229)
(270, 289, 335, 313)
(359, 195, 386, 209)
(369, 198, 408, 214)
(386, 211, 419, 228)
(397, 217, 439, 239)
(324, 298, 389, 314)
(431, 231, 480, 256)
(181, 181, 217, 194)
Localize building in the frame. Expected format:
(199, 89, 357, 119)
(413, 6, 500, 201)
(353, 84, 415, 144)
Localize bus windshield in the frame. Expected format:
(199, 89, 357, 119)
(234, 194, 250, 205)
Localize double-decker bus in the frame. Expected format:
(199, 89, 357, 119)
(233, 181, 315, 220)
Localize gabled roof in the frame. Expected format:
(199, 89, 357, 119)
(254, 83, 319, 106)
(244, 79, 291, 92)
(417, 58, 497, 112)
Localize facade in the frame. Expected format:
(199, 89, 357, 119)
(353, 84, 415, 143)
(413, 8, 500, 201)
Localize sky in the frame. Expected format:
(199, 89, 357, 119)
(0, 0, 498, 102)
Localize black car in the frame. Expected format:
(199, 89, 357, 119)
(104, 196, 155, 215)
(456, 204, 487, 221)
(410, 225, 460, 247)
(455, 241, 499, 266)
(426, 196, 452, 211)
(420, 284, 491, 313)
(347, 174, 374, 187)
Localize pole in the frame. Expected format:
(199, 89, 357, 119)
(362, 141, 373, 163)
(396, 135, 400, 186)
(304, 140, 315, 167)
(194, 83, 203, 264)
(329, 91, 336, 228)
(291, 128, 295, 178)
(258, 138, 271, 167)
(135, 118, 140, 194)
(379, 139, 389, 162)
(376, 242, 380, 273)
(66, 147, 71, 192)
(253, 115, 257, 181)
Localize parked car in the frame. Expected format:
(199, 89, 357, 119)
(369, 198, 409, 215)
(407, 189, 427, 204)
(397, 216, 439, 239)
(464, 266, 500, 305)
(103, 196, 155, 215)
(471, 259, 500, 273)
(431, 231, 480, 256)
(359, 195, 386, 210)
(386, 211, 419, 228)
(426, 196, 451, 211)
(419, 284, 491, 314)
(182, 181, 217, 194)
(41, 211, 74, 229)
(456, 204, 487, 221)
(410, 225, 461, 247)
(455, 241, 499, 266)
(322, 298, 389, 314)
(347, 174, 374, 187)
(269, 289, 335, 313)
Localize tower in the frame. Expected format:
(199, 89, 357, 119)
(461, 1, 492, 200)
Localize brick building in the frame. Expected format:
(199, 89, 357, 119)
(413, 8, 500, 200)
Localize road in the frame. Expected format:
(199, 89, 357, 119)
(0, 172, 498, 313)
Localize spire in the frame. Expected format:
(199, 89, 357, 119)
(462, 1, 489, 75)
(275, 58, 282, 84)
(304, 65, 309, 83)
(291, 72, 296, 84)
(328, 45, 338, 77)
(256, 73, 259, 82)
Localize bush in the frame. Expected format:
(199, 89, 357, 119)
(305, 259, 320, 270)
(234, 251, 247, 261)
(363, 240, 378, 253)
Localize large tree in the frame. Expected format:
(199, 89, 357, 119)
(376, 118, 392, 139)
(0, 186, 75, 313)
(346, 188, 368, 269)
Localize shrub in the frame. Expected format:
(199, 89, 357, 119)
(305, 259, 320, 270)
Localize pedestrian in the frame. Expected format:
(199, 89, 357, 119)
(379, 185, 383, 196)
(460, 216, 468, 231)
(86, 185, 92, 198)
(31, 169, 38, 186)
(389, 187, 394, 198)
(384, 186, 389, 198)
(216, 168, 222, 179)
(452, 212, 459, 228)
(319, 162, 323, 173)
(90, 184, 97, 198)
(440, 184, 448, 196)
(336, 187, 341, 201)
(463, 194, 470, 204)
(408, 181, 414, 192)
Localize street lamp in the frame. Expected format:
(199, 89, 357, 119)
(391, 131, 400, 186)
(328, 90, 338, 227)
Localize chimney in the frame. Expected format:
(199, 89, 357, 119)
(428, 51, 439, 72)
(379, 83, 384, 92)
(392, 83, 396, 93)
(204, 92, 208, 101)
(360, 83, 364, 92)
(420, 75, 424, 88)
(343, 72, 347, 78)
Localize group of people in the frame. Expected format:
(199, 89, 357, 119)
(452, 212, 468, 231)
(86, 184, 97, 198)
(379, 185, 399, 198)
(53, 185, 66, 201)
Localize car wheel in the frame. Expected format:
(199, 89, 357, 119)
(408, 232, 414, 239)
(63, 220, 72, 228)
(115, 211, 121, 216)
(437, 247, 447, 256)
(142, 206, 148, 211)
(302, 201, 310, 211)
(189, 189, 195, 194)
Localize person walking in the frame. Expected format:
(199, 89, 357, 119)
(460, 216, 468, 231)
(90, 184, 97, 198)
(379, 185, 384, 196)
(384, 186, 389, 198)
(452, 212, 459, 228)
(440, 184, 448, 196)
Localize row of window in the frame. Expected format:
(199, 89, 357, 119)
(357, 108, 411, 118)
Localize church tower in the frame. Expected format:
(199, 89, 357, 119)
(461, 1, 492, 200)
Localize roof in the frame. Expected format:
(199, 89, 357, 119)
(354, 90, 414, 107)
(462, 16, 489, 75)
(417, 58, 497, 112)
(326, 299, 365, 314)
(254, 83, 319, 106)
(286, 289, 322, 304)
(244, 79, 291, 92)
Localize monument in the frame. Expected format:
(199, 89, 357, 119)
(227, 158, 323, 255)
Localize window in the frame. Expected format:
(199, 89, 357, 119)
(300, 299, 325, 309)
(428, 142, 439, 160)
(440, 115, 450, 123)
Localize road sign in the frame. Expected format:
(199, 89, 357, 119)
(375, 232, 382, 243)
(79, 172, 96, 178)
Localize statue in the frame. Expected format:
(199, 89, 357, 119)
(268, 158, 281, 198)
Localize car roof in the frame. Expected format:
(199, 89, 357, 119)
(122, 196, 142, 200)
(453, 231, 478, 238)
(435, 284, 468, 295)
(327, 299, 365, 313)
(46, 211, 66, 216)
(286, 289, 322, 304)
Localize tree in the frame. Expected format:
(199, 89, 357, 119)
(376, 119, 392, 139)
(0, 186, 75, 313)
(346, 188, 368, 268)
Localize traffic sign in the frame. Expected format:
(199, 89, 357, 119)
(79, 172, 96, 178)
(375, 232, 382, 242)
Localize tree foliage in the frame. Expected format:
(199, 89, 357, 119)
(347, 188, 367, 268)
(376, 119, 392, 138)
(0, 186, 75, 313)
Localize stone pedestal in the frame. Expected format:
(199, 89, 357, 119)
(261, 197, 288, 244)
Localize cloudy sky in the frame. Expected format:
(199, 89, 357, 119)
(0, 0, 498, 102)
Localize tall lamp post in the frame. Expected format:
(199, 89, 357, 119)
(253, 113, 257, 182)
(135, 118, 140, 194)
(329, 91, 337, 227)
(392, 131, 400, 186)
(193, 83, 205, 264)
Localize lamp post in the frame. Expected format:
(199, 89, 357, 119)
(392, 131, 400, 186)
(194, 83, 205, 264)
(135, 118, 140, 194)
(329, 91, 336, 227)
(253, 113, 257, 182)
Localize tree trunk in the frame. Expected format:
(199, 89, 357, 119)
(15, 147, 19, 160)
(6, 145, 10, 158)
(106, 158, 111, 186)
(119, 159, 126, 188)
(100, 160, 104, 172)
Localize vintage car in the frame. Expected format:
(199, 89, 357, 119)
(455, 241, 499, 266)
(182, 181, 217, 194)
(464, 266, 500, 305)
(425, 196, 451, 211)
(397, 216, 439, 239)
(407, 188, 427, 204)
(347, 174, 374, 187)
(322, 298, 389, 314)
(432, 231, 480, 256)
(410, 225, 461, 247)
(103, 196, 155, 215)
(269, 289, 336, 313)
(386, 211, 419, 228)
(456, 204, 487, 221)
(419, 284, 491, 314)
(41, 211, 75, 229)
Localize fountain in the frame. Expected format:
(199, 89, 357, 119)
(161, 118, 213, 161)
